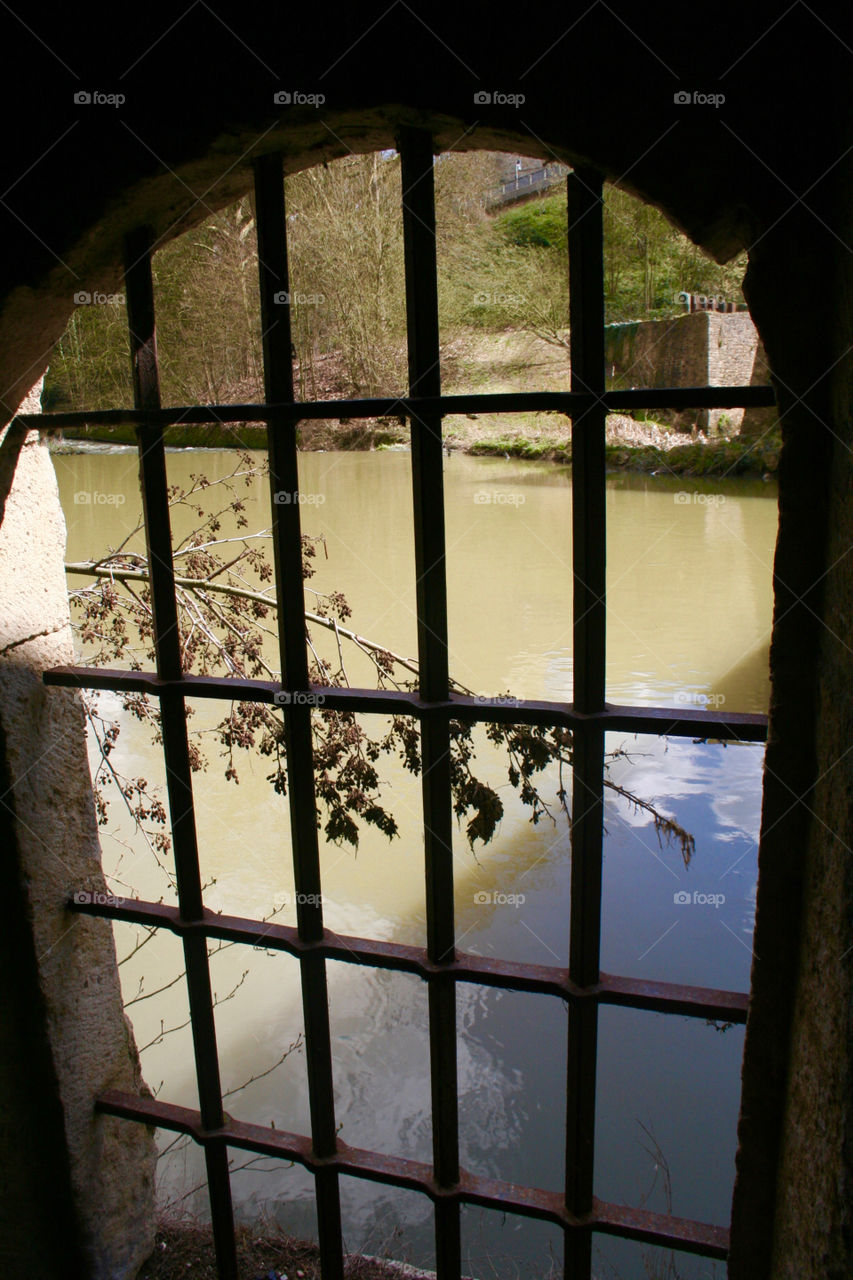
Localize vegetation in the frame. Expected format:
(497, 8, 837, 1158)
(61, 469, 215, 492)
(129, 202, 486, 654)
(461, 431, 780, 475)
(44, 151, 749, 423)
(138, 1213, 428, 1280)
(604, 437, 780, 476)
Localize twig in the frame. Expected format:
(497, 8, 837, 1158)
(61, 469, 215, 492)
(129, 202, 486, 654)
(66, 561, 422, 674)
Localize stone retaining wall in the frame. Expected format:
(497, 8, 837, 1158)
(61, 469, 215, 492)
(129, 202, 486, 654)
(605, 310, 776, 437)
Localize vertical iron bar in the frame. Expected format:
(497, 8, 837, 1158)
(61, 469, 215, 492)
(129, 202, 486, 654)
(565, 170, 608, 1279)
(253, 154, 344, 1280)
(568, 170, 607, 716)
(398, 126, 461, 1280)
(124, 227, 238, 1280)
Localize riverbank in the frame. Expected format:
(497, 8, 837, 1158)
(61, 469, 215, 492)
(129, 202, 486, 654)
(47, 326, 780, 476)
(442, 410, 780, 476)
(50, 413, 781, 477)
(466, 426, 781, 477)
(137, 1218, 458, 1280)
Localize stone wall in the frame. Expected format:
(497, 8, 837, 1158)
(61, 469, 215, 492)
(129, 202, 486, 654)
(605, 312, 707, 397)
(754, 202, 852, 1280)
(726, 189, 852, 1280)
(605, 310, 776, 437)
(0, 381, 156, 1278)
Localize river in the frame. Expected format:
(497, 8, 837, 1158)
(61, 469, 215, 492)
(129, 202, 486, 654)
(52, 445, 777, 1280)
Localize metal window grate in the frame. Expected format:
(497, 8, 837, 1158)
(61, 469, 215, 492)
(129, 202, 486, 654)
(31, 132, 776, 1280)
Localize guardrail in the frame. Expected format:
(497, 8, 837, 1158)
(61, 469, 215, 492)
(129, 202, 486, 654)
(484, 165, 568, 208)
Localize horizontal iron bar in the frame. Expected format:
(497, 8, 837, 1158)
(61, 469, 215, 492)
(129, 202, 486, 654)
(610, 387, 775, 410)
(16, 385, 776, 430)
(43, 667, 768, 742)
(94, 1089, 728, 1258)
(69, 897, 748, 1022)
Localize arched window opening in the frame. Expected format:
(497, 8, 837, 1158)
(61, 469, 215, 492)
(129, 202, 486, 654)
(37, 136, 777, 1280)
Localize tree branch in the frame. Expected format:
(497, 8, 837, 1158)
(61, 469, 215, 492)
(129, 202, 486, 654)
(66, 561, 421, 676)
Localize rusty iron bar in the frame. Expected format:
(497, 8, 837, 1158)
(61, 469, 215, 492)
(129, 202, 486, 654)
(565, 168, 609, 1280)
(123, 226, 239, 1280)
(15, 383, 777, 431)
(94, 1090, 730, 1261)
(43, 667, 769, 742)
(253, 152, 344, 1280)
(399, 124, 461, 1280)
(67, 895, 749, 1023)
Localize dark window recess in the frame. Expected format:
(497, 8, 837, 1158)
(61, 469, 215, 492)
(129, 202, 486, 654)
(32, 131, 775, 1280)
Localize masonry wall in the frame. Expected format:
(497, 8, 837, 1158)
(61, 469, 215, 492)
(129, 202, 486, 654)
(605, 310, 775, 436)
(727, 195, 853, 1280)
(0, 381, 157, 1278)
(707, 311, 777, 440)
(759, 211, 853, 1280)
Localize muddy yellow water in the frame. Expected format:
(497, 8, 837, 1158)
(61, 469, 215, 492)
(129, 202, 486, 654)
(53, 447, 777, 1280)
